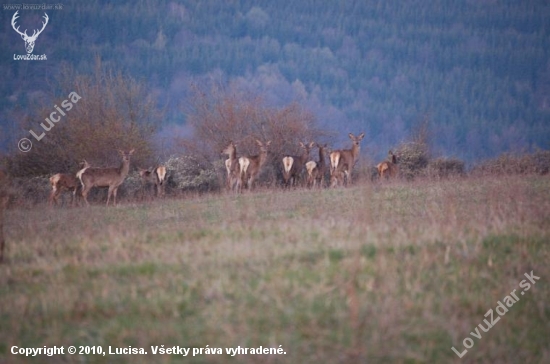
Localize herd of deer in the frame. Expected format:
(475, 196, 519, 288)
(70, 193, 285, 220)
(43, 132, 402, 209)
(48, 149, 167, 207)
(222, 132, 400, 192)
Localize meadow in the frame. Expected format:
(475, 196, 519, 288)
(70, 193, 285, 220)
(0, 175, 548, 363)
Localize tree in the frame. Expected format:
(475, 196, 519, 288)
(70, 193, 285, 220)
(7, 59, 161, 177)
(180, 80, 329, 187)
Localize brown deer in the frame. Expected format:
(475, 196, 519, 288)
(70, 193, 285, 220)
(49, 160, 90, 206)
(306, 143, 328, 188)
(81, 149, 135, 206)
(221, 141, 241, 192)
(282, 141, 314, 188)
(0, 170, 8, 263)
(377, 150, 399, 179)
(138, 165, 167, 198)
(238, 140, 271, 190)
(329, 132, 365, 187)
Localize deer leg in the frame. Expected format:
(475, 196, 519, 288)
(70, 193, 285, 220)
(112, 187, 118, 206)
(82, 185, 91, 206)
(106, 186, 114, 206)
(49, 190, 55, 206)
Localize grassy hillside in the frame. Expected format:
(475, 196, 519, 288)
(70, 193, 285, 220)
(1, 175, 549, 363)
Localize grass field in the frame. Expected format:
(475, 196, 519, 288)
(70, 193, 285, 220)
(0, 175, 549, 363)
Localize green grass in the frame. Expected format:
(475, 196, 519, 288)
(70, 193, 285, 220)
(1, 175, 549, 363)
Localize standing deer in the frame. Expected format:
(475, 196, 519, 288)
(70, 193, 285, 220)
(0, 171, 8, 263)
(138, 165, 167, 198)
(238, 140, 271, 190)
(221, 141, 241, 192)
(81, 149, 135, 206)
(282, 141, 314, 188)
(306, 143, 328, 188)
(329, 132, 365, 187)
(49, 160, 90, 206)
(377, 150, 399, 179)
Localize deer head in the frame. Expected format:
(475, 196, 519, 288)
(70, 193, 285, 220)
(11, 11, 49, 54)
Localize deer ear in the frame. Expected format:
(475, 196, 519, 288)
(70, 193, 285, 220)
(358, 132, 365, 140)
(266, 141, 272, 146)
(129, 149, 135, 155)
(309, 141, 315, 148)
(299, 142, 305, 148)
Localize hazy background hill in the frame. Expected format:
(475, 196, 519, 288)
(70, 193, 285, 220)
(1, 0, 549, 162)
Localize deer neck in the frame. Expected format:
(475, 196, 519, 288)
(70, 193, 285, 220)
(119, 159, 131, 177)
(350, 144, 360, 159)
(258, 151, 268, 168)
(319, 148, 325, 164)
(299, 149, 309, 165)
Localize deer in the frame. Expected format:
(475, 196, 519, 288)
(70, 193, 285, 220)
(221, 141, 241, 192)
(329, 132, 365, 187)
(306, 143, 328, 188)
(49, 160, 91, 206)
(282, 141, 314, 188)
(80, 149, 135, 206)
(11, 11, 49, 54)
(377, 150, 399, 179)
(0, 170, 8, 263)
(238, 140, 271, 191)
(138, 165, 167, 198)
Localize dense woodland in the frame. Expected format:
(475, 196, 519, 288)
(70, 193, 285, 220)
(1, 0, 549, 162)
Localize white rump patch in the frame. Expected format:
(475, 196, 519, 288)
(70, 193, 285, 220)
(305, 160, 317, 176)
(282, 156, 294, 174)
(156, 166, 167, 184)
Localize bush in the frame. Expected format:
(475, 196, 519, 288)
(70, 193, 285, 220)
(6, 60, 161, 178)
(425, 158, 465, 179)
(395, 142, 429, 180)
(164, 155, 220, 193)
(471, 150, 550, 176)
(180, 82, 329, 187)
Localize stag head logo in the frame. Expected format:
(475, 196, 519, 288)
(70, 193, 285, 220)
(11, 11, 49, 54)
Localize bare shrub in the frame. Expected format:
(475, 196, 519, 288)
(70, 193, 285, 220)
(471, 150, 550, 176)
(180, 82, 329, 187)
(425, 157, 465, 179)
(6, 59, 161, 178)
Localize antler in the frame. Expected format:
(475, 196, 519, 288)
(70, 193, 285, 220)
(11, 11, 27, 37)
(11, 11, 49, 40)
(31, 13, 49, 39)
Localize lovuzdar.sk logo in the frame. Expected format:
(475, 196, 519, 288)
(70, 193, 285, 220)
(11, 10, 48, 60)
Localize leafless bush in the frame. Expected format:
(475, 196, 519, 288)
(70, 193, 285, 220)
(424, 157, 465, 179)
(180, 82, 330, 187)
(471, 150, 550, 176)
(6, 59, 161, 178)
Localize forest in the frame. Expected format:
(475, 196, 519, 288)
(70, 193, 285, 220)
(1, 0, 549, 162)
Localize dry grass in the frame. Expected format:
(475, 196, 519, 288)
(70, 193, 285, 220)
(0, 175, 549, 363)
